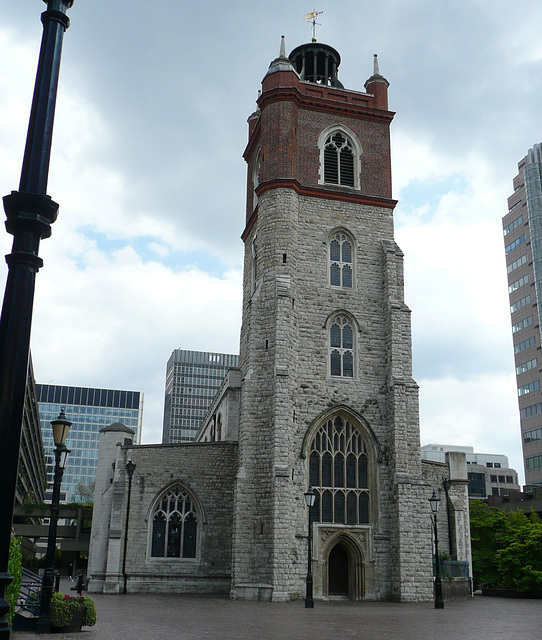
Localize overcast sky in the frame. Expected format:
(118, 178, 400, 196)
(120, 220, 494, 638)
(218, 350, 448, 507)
(1, 1, 541, 484)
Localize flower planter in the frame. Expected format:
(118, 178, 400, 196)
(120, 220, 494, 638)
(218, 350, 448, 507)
(52, 605, 84, 633)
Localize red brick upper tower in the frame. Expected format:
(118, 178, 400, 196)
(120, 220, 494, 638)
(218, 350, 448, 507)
(243, 37, 395, 236)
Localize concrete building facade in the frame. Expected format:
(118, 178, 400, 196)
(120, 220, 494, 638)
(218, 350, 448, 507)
(503, 143, 542, 486)
(88, 38, 471, 603)
(421, 444, 520, 498)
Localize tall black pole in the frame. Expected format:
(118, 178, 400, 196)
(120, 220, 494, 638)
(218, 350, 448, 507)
(36, 445, 68, 633)
(122, 461, 136, 594)
(305, 503, 314, 608)
(433, 512, 444, 609)
(0, 2, 73, 636)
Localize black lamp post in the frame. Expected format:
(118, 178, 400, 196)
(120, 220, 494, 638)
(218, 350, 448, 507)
(303, 486, 316, 608)
(0, 2, 73, 636)
(122, 460, 136, 594)
(36, 409, 72, 633)
(429, 490, 444, 609)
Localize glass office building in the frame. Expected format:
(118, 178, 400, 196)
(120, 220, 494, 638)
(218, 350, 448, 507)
(162, 349, 239, 443)
(36, 384, 143, 502)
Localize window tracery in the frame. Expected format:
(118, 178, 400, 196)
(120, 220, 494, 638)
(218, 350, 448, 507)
(150, 485, 198, 559)
(329, 232, 353, 288)
(308, 415, 370, 524)
(329, 315, 354, 377)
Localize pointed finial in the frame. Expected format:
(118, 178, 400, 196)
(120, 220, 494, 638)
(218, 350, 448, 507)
(373, 54, 380, 76)
(280, 35, 286, 59)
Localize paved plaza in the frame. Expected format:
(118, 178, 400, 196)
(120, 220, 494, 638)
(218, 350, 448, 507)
(11, 593, 541, 640)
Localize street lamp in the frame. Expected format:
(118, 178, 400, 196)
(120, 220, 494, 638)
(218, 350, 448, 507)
(122, 460, 136, 594)
(37, 409, 72, 633)
(429, 490, 444, 609)
(303, 486, 316, 608)
(0, 2, 74, 635)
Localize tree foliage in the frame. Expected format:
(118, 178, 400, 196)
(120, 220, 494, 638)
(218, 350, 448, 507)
(6, 536, 23, 623)
(469, 500, 542, 592)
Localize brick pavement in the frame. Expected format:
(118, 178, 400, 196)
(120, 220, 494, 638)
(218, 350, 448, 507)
(11, 594, 541, 640)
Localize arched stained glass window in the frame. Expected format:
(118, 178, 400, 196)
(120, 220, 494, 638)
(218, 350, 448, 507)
(329, 232, 353, 288)
(329, 315, 354, 377)
(150, 485, 198, 559)
(308, 415, 370, 525)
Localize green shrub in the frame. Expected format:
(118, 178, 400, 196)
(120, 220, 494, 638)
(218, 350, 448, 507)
(50, 592, 97, 628)
(6, 536, 22, 623)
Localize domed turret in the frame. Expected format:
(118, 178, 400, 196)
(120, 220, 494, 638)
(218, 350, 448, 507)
(288, 42, 344, 88)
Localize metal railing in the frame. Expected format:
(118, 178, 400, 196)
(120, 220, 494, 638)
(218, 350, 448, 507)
(433, 559, 469, 578)
(17, 567, 43, 616)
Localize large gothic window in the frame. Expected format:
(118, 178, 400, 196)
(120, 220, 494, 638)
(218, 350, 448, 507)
(150, 485, 198, 559)
(329, 232, 353, 288)
(323, 132, 355, 187)
(329, 315, 354, 377)
(309, 415, 370, 524)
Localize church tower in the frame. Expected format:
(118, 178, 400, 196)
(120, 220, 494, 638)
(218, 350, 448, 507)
(232, 38, 433, 602)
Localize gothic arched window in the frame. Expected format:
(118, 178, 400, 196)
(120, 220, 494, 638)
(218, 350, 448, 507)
(309, 415, 370, 524)
(329, 315, 354, 378)
(323, 132, 355, 187)
(150, 485, 198, 559)
(329, 231, 353, 288)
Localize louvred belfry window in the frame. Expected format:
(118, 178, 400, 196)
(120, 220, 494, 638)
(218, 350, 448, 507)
(309, 415, 370, 524)
(323, 132, 355, 187)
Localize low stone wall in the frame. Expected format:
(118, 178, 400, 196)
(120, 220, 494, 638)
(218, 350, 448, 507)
(442, 577, 471, 600)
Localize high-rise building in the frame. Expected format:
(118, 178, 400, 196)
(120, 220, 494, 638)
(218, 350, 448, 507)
(504, 142, 542, 486)
(162, 349, 239, 443)
(36, 384, 143, 502)
(17, 357, 47, 506)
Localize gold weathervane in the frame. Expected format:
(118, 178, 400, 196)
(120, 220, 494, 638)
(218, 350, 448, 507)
(304, 10, 323, 42)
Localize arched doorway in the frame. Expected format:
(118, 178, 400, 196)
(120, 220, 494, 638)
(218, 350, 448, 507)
(328, 543, 349, 596)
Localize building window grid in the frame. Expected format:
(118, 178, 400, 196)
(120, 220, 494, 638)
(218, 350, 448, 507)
(514, 336, 536, 354)
(513, 316, 534, 333)
(507, 254, 528, 274)
(518, 380, 541, 396)
(516, 358, 537, 375)
(511, 295, 532, 313)
(520, 402, 542, 419)
(505, 234, 526, 254)
(503, 214, 523, 236)
(526, 454, 542, 471)
(509, 273, 530, 293)
(524, 427, 542, 443)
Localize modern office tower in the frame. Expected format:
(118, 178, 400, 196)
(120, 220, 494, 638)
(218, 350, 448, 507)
(17, 357, 47, 506)
(36, 384, 143, 502)
(162, 349, 239, 443)
(504, 142, 542, 486)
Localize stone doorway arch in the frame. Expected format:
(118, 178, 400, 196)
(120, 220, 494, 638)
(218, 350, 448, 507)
(324, 533, 364, 600)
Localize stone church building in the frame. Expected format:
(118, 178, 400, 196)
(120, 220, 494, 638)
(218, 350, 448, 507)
(88, 38, 471, 602)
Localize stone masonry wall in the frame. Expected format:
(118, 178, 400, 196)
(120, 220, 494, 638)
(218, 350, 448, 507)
(90, 440, 237, 594)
